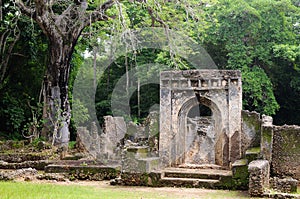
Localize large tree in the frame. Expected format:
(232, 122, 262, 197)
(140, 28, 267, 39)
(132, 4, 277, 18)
(14, 0, 211, 151)
(15, 0, 115, 151)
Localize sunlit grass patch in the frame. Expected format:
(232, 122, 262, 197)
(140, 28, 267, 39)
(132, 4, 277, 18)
(0, 181, 251, 199)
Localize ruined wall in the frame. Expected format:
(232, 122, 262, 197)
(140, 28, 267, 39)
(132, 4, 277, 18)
(76, 122, 101, 159)
(99, 116, 126, 162)
(272, 125, 300, 180)
(241, 110, 261, 156)
(160, 70, 242, 168)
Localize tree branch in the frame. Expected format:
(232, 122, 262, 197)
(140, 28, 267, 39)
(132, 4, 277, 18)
(147, 6, 168, 28)
(83, 0, 116, 26)
(15, 0, 36, 19)
(0, 26, 20, 84)
(34, 0, 47, 16)
(0, 0, 2, 21)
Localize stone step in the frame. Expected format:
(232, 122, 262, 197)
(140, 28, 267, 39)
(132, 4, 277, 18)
(245, 147, 261, 162)
(160, 177, 220, 188)
(45, 164, 120, 173)
(0, 160, 54, 170)
(122, 157, 159, 173)
(163, 167, 232, 180)
(0, 153, 49, 163)
(45, 164, 121, 180)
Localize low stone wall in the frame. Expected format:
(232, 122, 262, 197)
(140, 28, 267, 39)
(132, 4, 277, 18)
(270, 177, 298, 193)
(272, 125, 300, 180)
(248, 160, 270, 197)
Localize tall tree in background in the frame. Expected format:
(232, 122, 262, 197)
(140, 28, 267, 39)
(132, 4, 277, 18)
(204, 0, 299, 117)
(14, 0, 211, 149)
(15, 0, 115, 150)
(1, 0, 297, 144)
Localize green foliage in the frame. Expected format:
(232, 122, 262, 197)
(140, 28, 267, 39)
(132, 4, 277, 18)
(30, 137, 46, 148)
(68, 141, 76, 150)
(273, 44, 300, 66)
(22, 102, 45, 140)
(72, 99, 90, 127)
(0, 93, 25, 136)
(1, 0, 300, 140)
(204, 0, 300, 117)
(0, 9, 47, 138)
(242, 66, 279, 115)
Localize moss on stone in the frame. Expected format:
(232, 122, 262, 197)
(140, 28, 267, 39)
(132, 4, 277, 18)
(148, 172, 162, 187)
(121, 172, 149, 186)
(262, 127, 272, 143)
(218, 175, 234, 189)
(246, 147, 261, 154)
(232, 160, 249, 190)
(242, 112, 261, 132)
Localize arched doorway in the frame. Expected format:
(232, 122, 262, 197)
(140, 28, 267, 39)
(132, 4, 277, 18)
(159, 70, 242, 169)
(185, 104, 214, 164)
(178, 96, 225, 167)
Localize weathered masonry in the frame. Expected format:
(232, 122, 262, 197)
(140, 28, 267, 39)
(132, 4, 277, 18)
(72, 69, 299, 197)
(159, 70, 242, 168)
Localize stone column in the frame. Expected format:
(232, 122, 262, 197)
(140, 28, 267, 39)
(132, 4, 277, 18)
(159, 76, 172, 167)
(248, 160, 270, 197)
(260, 115, 273, 162)
(228, 76, 242, 164)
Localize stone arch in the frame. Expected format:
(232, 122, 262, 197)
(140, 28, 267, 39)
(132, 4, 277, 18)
(176, 96, 226, 166)
(159, 70, 242, 168)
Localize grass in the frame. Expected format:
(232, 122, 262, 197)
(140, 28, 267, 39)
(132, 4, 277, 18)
(0, 181, 252, 199)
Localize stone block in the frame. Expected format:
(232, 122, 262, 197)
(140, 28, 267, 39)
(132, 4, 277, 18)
(245, 147, 261, 163)
(241, 110, 261, 156)
(261, 123, 273, 162)
(122, 148, 159, 173)
(248, 160, 270, 197)
(232, 159, 249, 189)
(270, 177, 299, 193)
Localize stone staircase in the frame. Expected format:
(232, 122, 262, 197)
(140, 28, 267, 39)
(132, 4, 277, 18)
(44, 161, 121, 181)
(0, 151, 121, 181)
(159, 167, 233, 189)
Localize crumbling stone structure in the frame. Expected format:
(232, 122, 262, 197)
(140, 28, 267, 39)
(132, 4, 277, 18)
(248, 160, 270, 197)
(74, 69, 299, 197)
(159, 70, 242, 168)
(270, 177, 298, 193)
(272, 125, 300, 180)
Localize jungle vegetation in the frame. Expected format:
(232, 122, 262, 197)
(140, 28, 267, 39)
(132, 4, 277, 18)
(0, 0, 299, 145)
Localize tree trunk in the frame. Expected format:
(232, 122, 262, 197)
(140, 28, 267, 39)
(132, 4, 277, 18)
(15, 0, 116, 157)
(42, 36, 76, 157)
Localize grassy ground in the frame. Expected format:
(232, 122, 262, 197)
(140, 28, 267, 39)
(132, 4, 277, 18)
(0, 181, 252, 199)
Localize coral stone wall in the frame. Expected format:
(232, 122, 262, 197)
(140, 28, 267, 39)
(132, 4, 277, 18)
(272, 125, 300, 180)
(241, 110, 261, 155)
(248, 160, 270, 197)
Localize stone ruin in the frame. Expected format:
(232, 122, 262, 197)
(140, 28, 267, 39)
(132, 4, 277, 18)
(76, 69, 299, 197)
(159, 70, 242, 168)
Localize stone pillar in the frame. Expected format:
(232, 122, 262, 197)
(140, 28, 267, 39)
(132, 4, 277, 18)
(248, 160, 270, 197)
(260, 115, 273, 162)
(159, 76, 172, 167)
(100, 116, 126, 162)
(228, 76, 242, 164)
